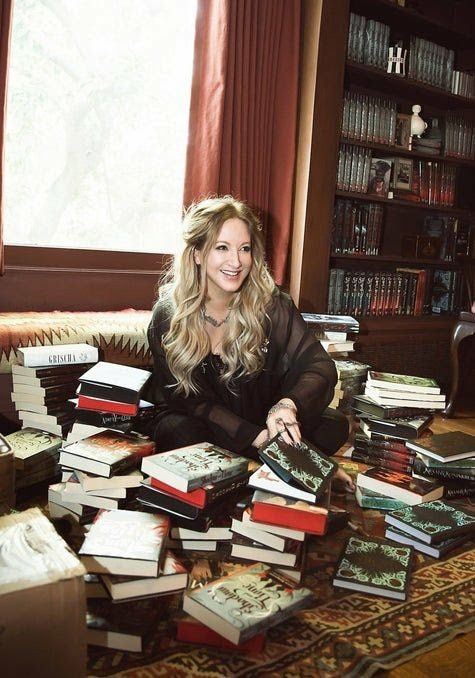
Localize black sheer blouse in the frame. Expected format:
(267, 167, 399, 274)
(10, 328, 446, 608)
(146, 290, 337, 452)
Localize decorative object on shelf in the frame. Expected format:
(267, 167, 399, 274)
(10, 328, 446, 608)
(395, 113, 412, 149)
(367, 159, 393, 197)
(387, 43, 406, 76)
(412, 117, 443, 156)
(410, 105, 428, 138)
(393, 157, 414, 192)
(401, 235, 441, 260)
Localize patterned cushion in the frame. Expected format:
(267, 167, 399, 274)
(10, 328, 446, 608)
(0, 309, 153, 373)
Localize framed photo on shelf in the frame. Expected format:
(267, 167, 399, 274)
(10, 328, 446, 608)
(367, 158, 393, 197)
(394, 157, 413, 192)
(395, 113, 411, 149)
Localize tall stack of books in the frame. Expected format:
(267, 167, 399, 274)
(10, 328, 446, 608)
(48, 429, 154, 524)
(302, 313, 359, 357)
(67, 361, 154, 443)
(384, 500, 475, 558)
(138, 443, 251, 551)
(233, 434, 340, 582)
(11, 343, 99, 438)
(406, 431, 475, 500)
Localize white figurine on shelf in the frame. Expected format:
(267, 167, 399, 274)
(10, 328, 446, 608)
(410, 105, 428, 137)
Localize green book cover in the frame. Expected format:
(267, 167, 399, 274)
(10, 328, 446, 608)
(333, 535, 413, 600)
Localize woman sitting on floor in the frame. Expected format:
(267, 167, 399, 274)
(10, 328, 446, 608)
(146, 195, 352, 483)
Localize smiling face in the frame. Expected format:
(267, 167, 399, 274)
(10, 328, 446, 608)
(194, 217, 252, 302)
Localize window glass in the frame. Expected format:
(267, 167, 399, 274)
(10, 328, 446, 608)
(4, 0, 196, 253)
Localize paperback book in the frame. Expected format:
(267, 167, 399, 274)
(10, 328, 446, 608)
(141, 443, 249, 492)
(258, 434, 337, 499)
(332, 535, 413, 601)
(182, 562, 313, 644)
(384, 500, 475, 544)
(230, 534, 302, 567)
(352, 394, 431, 420)
(364, 385, 446, 409)
(359, 414, 433, 440)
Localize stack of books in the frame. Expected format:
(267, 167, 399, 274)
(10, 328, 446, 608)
(406, 431, 475, 500)
(5, 427, 63, 490)
(301, 313, 359, 357)
(333, 359, 370, 412)
(233, 435, 339, 581)
(384, 500, 475, 558)
(79, 508, 184, 651)
(67, 361, 154, 443)
(48, 429, 153, 523)
(138, 442, 250, 548)
(12, 343, 99, 438)
(362, 371, 446, 412)
(356, 466, 444, 508)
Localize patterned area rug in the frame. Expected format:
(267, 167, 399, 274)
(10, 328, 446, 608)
(87, 492, 475, 678)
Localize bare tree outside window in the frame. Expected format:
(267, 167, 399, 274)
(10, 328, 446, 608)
(4, 0, 196, 253)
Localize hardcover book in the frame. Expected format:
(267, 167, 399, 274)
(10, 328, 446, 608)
(231, 508, 296, 552)
(241, 506, 306, 542)
(384, 500, 475, 544)
(150, 469, 251, 509)
(101, 550, 188, 601)
(332, 535, 413, 601)
(230, 533, 302, 567)
(364, 386, 445, 410)
(141, 443, 249, 492)
(248, 463, 318, 503)
(352, 394, 430, 420)
(356, 467, 444, 505)
(76, 469, 144, 492)
(355, 486, 407, 511)
(405, 431, 475, 463)
(79, 509, 170, 577)
(176, 614, 266, 653)
(360, 414, 433, 440)
(257, 434, 337, 499)
(78, 361, 152, 404)
(385, 525, 471, 558)
(17, 343, 98, 368)
(12, 362, 95, 379)
(76, 394, 152, 416)
(182, 562, 313, 645)
(5, 428, 62, 471)
(59, 430, 154, 478)
(367, 371, 441, 394)
(251, 489, 329, 534)
(301, 313, 359, 332)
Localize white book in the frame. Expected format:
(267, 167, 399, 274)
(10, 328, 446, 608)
(141, 443, 248, 492)
(48, 484, 89, 515)
(79, 509, 170, 577)
(76, 468, 143, 492)
(241, 508, 305, 541)
(170, 525, 232, 541)
(56, 482, 122, 510)
(166, 538, 217, 551)
(248, 463, 317, 504)
(65, 422, 108, 445)
(365, 384, 445, 402)
(19, 415, 71, 437)
(12, 400, 67, 415)
(17, 343, 98, 368)
(230, 539, 298, 567)
(365, 385, 445, 409)
(231, 514, 288, 552)
(321, 340, 355, 353)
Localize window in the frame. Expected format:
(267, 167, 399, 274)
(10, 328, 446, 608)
(4, 0, 197, 254)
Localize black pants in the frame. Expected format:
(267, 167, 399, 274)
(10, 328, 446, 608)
(152, 408, 349, 460)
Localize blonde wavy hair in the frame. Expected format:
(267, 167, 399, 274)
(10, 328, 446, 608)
(160, 196, 276, 395)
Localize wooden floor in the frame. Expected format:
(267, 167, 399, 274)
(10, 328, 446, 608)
(381, 400, 475, 678)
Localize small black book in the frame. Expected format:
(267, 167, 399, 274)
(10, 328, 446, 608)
(332, 535, 413, 601)
(258, 434, 337, 499)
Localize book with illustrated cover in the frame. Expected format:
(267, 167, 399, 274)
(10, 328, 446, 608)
(384, 500, 475, 545)
(251, 489, 329, 534)
(78, 361, 151, 405)
(79, 509, 170, 577)
(101, 550, 188, 601)
(5, 427, 62, 471)
(59, 430, 154, 478)
(406, 431, 475, 463)
(360, 414, 433, 440)
(257, 434, 337, 499)
(367, 371, 441, 395)
(182, 562, 313, 645)
(356, 467, 444, 505)
(301, 313, 359, 332)
(332, 535, 413, 601)
(355, 486, 407, 511)
(385, 525, 471, 559)
(248, 463, 318, 503)
(141, 443, 248, 492)
(352, 394, 430, 420)
(412, 458, 475, 483)
(17, 343, 98, 368)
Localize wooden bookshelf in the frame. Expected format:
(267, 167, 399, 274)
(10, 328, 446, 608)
(291, 0, 475, 383)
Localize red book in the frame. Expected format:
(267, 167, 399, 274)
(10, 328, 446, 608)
(250, 490, 328, 535)
(176, 616, 266, 653)
(77, 394, 138, 416)
(149, 470, 249, 510)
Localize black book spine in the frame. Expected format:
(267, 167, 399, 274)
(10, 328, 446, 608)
(413, 459, 475, 482)
(138, 486, 201, 519)
(78, 382, 138, 404)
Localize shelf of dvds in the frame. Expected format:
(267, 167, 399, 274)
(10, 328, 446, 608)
(291, 0, 475, 383)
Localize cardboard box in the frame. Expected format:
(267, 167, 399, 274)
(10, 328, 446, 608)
(0, 508, 87, 678)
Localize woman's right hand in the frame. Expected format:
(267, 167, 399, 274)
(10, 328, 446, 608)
(266, 398, 301, 445)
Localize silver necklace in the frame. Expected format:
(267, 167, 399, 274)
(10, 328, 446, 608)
(201, 306, 230, 328)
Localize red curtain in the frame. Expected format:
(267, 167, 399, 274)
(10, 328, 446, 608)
(0, 0, 12, 277)
(184, 0, 301, 284)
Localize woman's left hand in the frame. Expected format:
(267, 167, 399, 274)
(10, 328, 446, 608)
(266, 398, 301, 445)
(334, 466, 355, 491)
